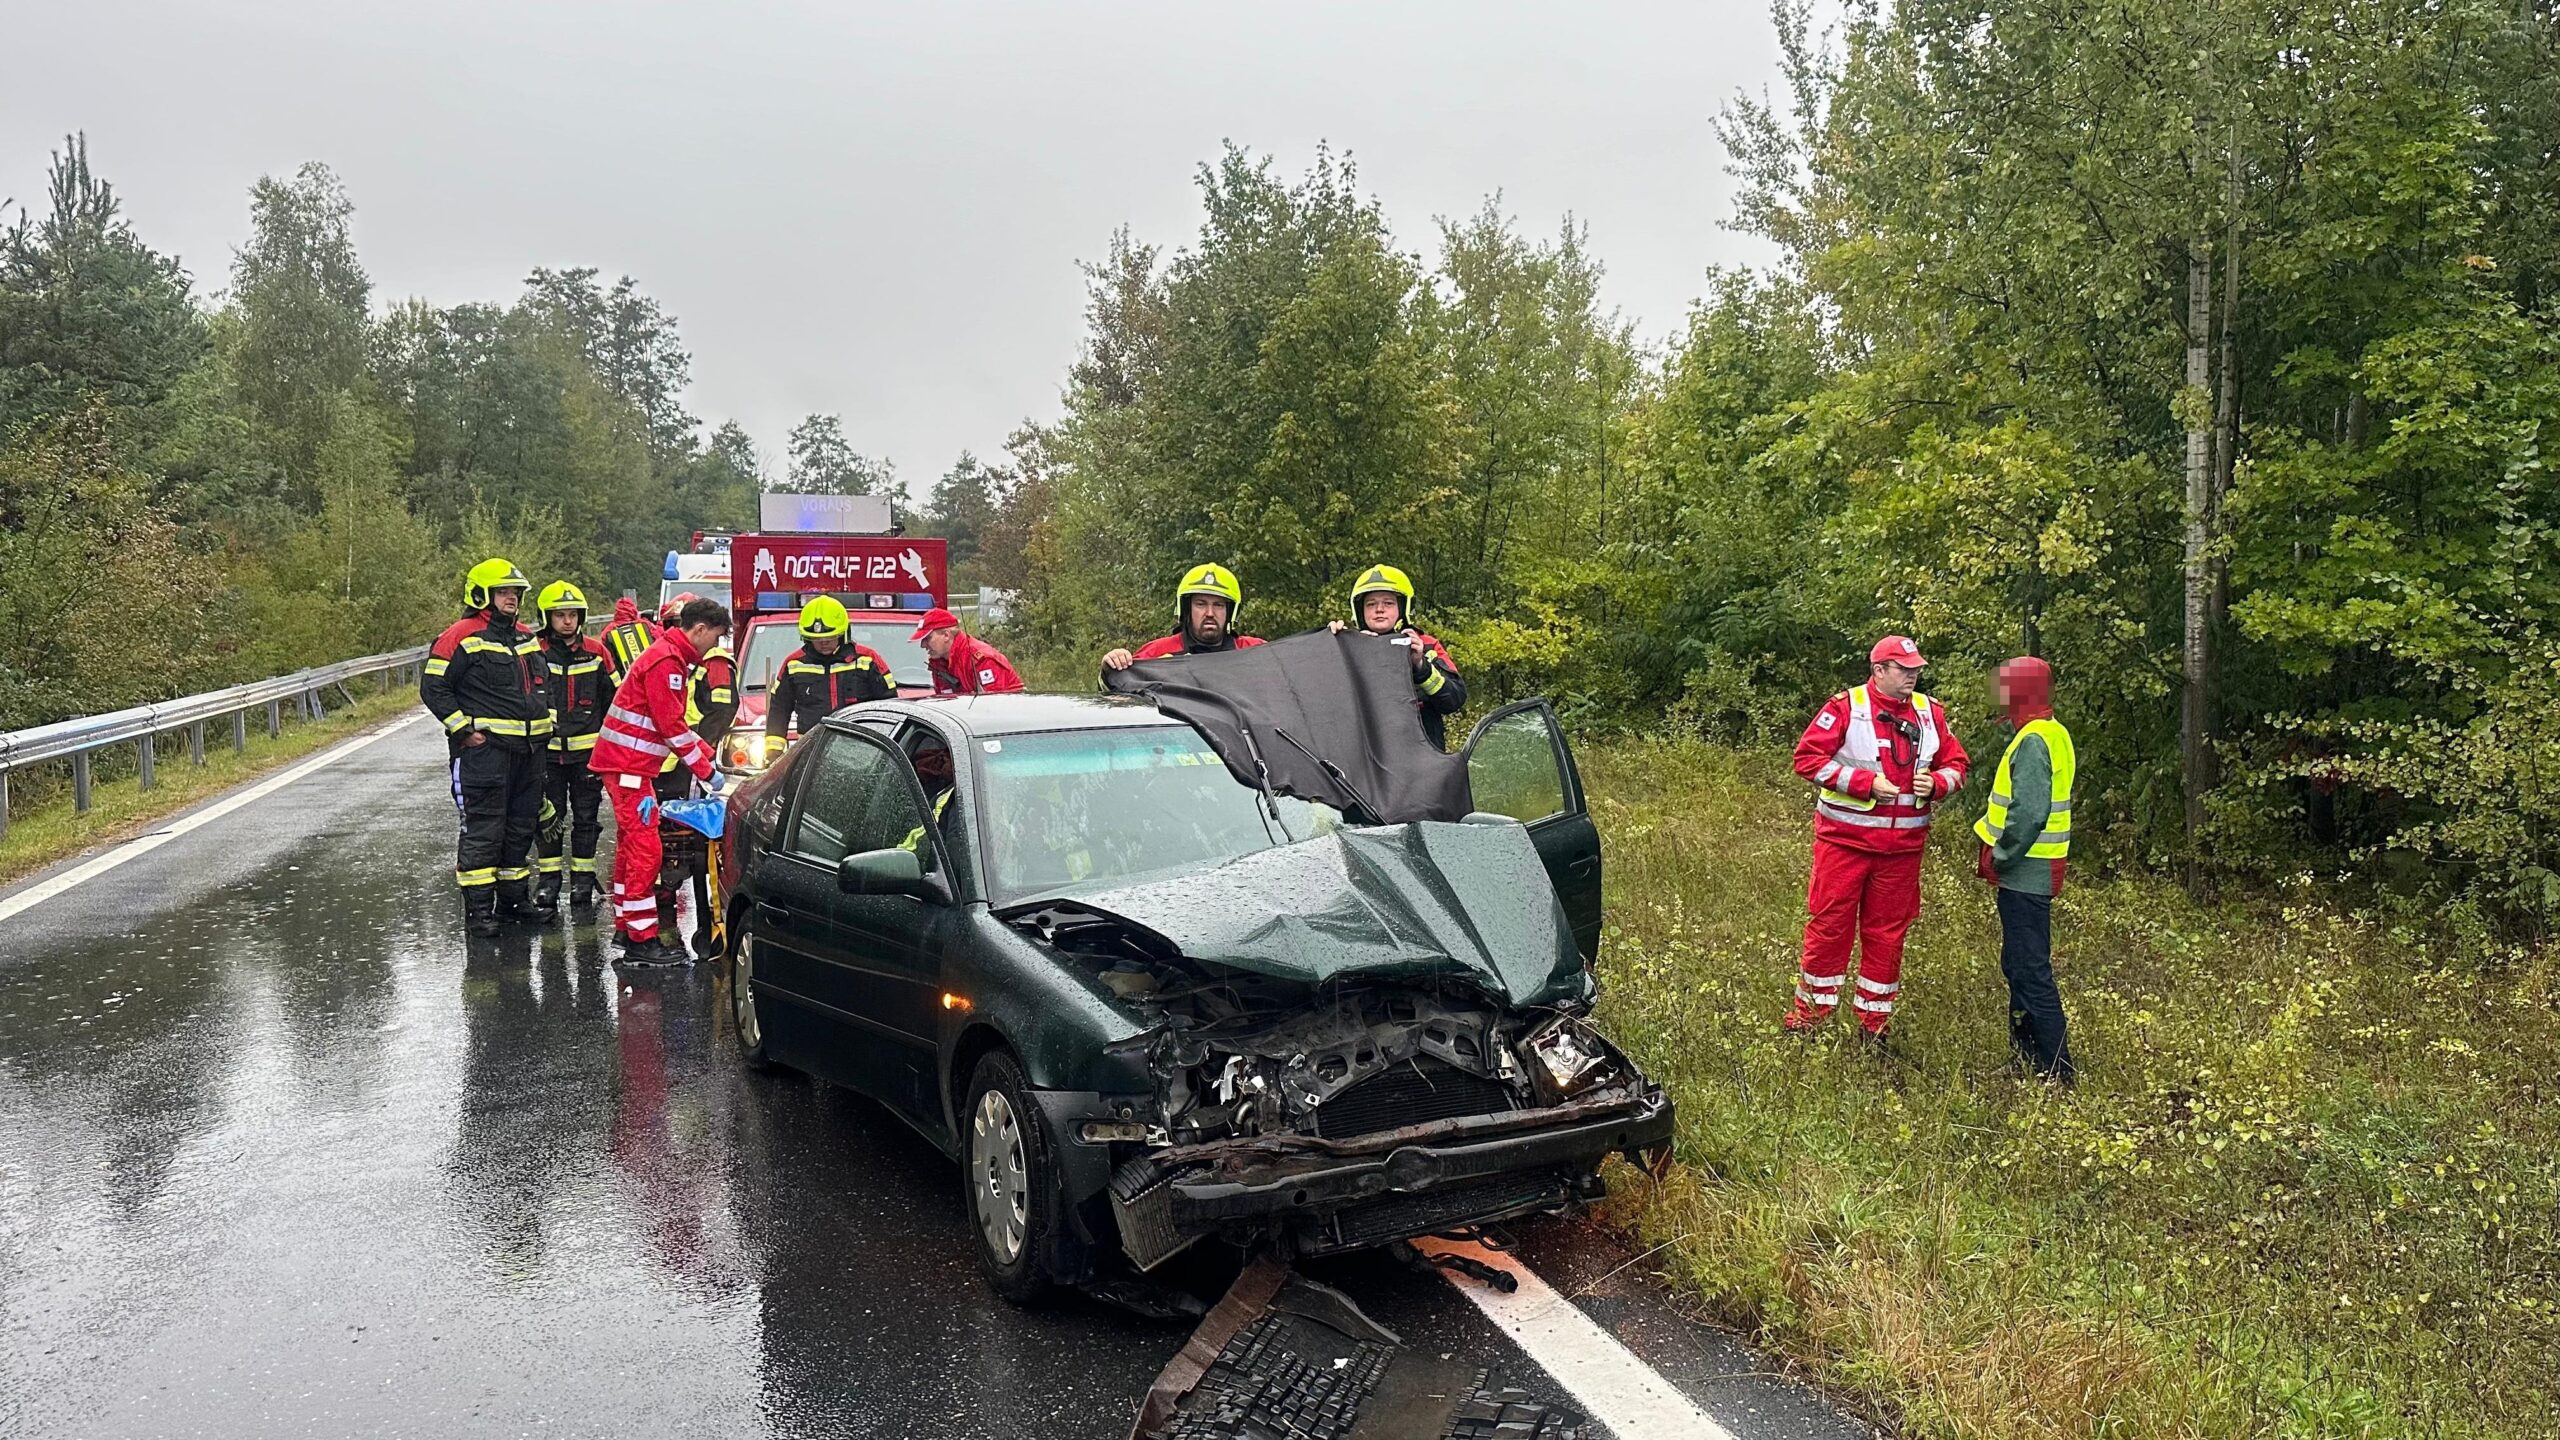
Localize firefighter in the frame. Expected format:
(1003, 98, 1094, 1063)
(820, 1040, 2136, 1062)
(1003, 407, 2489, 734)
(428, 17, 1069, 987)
(652, 618, 740, 958)
(1976, 655, 2076, 1081)
(531, 581, 611, 913)
(421, 559, 556, 938)
(1327, 563, 1466, 749)
(600, 596, 656, 684)
(913, 606, 1025, 697)
(1099, 563, 1265, 674)
(769, 596, 895, 742)
(657, 592, 698, 629)
(591, 596, 730, 965)
(1785, 636, 1971, 1038)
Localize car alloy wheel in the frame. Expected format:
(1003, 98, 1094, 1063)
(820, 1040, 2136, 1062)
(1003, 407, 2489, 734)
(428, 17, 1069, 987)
(729, 928, 772, 1069)
(970, 1087, 1029, 1266)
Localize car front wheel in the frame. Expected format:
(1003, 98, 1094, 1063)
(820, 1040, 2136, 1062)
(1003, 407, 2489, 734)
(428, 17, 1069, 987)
(962, 1049, 1060, 1305)
(728, 925, 775, 1071)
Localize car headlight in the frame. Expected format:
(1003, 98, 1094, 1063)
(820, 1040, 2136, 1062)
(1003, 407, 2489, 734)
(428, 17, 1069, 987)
(722, 728, 778, 773)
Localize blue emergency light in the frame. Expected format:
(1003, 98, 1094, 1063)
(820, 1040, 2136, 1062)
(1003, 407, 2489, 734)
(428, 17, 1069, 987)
(663, 551, 681, 580)
(900, 593, 933, 609)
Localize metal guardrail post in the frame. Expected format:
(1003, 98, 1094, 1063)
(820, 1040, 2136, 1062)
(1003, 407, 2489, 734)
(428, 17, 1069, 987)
(139, 733, 156, 791)
(233, 710, 247, 752)
(1, 770, 10, 842)
(190, 721, 206, 766)
(73, 752, 92, 812)
(266, 700, 281, 739)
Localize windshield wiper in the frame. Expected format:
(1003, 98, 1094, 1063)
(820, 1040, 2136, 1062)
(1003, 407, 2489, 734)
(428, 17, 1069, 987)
(1272, 726, 1377, 824)
(1233, 723, 1295, 845)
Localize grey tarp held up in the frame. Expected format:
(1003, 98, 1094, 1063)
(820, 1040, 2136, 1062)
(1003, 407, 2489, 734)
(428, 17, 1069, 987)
(1102, 629, 1474, 825)
(1026, 820, 1588, 1009)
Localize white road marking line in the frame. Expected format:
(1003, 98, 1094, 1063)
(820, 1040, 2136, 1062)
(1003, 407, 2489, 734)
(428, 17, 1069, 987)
(0, 715, 425, 925)
(1412, 1236, 1738, 1440)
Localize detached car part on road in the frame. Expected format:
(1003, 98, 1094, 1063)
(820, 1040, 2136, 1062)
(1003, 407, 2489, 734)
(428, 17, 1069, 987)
(715, 677, 1671, 1302)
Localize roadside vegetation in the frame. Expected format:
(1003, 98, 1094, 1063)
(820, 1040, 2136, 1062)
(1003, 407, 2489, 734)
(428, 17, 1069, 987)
(1585, 737, 2558, 1440)
(0, 684, 411, 889)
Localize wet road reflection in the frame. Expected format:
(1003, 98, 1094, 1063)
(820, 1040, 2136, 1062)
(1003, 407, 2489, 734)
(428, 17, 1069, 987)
(0, 723, 1178, 1439)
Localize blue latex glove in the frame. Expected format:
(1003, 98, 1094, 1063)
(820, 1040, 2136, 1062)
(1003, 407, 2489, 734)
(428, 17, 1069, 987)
(636, 794, 658, 827)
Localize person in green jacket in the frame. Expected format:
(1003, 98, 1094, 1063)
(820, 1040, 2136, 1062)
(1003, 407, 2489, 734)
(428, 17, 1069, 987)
(1974, 656, 2077, 1081)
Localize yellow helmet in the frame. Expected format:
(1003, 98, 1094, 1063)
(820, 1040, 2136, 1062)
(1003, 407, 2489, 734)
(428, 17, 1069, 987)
(463, 558, 529, 611)
(535, 580, 588, 621)
(798, 595, 851, 640)
(1350, 563, 1416, 622)
(1176, 562, 1244, 619)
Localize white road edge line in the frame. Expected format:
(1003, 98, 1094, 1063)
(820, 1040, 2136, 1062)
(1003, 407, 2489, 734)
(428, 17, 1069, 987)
(1412, 1236, 1739, 1440)
(0, 714, 426, 926)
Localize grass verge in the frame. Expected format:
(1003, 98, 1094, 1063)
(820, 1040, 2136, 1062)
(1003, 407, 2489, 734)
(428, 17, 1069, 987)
(1584, 737, 2557, 1440)
(0, 685, 416, 891)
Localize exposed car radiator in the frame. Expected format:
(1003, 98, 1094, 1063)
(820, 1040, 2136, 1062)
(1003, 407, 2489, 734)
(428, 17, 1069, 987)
(1309, 1059, 1515, 1140)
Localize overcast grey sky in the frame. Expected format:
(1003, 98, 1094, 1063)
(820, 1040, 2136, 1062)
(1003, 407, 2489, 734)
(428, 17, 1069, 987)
(4, 1, 1783, 484)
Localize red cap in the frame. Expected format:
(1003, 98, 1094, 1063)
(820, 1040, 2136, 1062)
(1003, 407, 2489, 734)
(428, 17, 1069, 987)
(909, 607, 960, 642)
(1870, 635, 1927, 668)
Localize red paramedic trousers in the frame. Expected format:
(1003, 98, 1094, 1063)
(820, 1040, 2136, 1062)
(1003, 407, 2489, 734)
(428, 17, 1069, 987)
(1798, 839, 1921, 1029)
(607, 773, 663, 942)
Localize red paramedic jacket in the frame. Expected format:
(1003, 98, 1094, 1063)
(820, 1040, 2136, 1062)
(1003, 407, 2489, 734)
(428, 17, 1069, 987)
(589, 626, 715, 782)
(1791, 686, 1970, 855)
(928, 631, 1027, 697)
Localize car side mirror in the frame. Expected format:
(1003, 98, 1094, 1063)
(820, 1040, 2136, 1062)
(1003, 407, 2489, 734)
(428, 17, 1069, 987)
(838, 847, 932, 898)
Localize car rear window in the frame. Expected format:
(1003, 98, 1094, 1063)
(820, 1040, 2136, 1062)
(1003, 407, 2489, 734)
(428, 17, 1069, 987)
(974, 727, 1333, 903)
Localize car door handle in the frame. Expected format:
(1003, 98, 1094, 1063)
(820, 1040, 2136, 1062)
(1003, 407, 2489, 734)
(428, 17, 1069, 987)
(756, 898, 794, 920)
(1568, 853, 1598, 875)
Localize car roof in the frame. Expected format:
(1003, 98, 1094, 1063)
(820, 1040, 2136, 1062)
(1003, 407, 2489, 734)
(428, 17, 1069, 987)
(829, 691, 1178, 738)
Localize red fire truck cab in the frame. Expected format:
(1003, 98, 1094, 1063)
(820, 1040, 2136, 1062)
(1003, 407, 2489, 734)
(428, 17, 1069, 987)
(718, 533, 950, 773)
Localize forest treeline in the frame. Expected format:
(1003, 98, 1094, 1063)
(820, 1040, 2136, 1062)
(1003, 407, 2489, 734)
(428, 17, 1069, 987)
(971, 0, 2560, 920)
(0, 139, 970, 738)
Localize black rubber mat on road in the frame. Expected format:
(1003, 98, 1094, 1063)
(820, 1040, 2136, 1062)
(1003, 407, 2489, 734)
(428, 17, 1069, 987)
(1132, 1260, 1587, 1440)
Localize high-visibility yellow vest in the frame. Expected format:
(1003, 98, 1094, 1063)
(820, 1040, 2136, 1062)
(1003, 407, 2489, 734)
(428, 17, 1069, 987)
(1973, 718, 2076, 858)
(661, 644, 735, 775)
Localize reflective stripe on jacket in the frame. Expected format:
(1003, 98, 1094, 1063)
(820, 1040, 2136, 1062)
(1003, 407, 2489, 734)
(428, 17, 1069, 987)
(661, 645, 739, 773)
(770, 643, 895, 738)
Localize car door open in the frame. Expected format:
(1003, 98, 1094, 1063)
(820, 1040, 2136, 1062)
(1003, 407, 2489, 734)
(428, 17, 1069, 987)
(1463, 700, 1602, 962)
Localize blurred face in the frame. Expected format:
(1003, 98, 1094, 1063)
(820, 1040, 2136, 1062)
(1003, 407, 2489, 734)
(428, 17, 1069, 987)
(808, 633, 841, 655)
(1993, 670, 2016, 710)
(492, 587, 524, 618)
(924, 627, 957, 660)
(683, 621, 725, 652)
(548, 609, 582, 637)
(1870, 660, 1920, 702)
(1184, 595, 1231, 647)
(1359, 592, 1403, 633)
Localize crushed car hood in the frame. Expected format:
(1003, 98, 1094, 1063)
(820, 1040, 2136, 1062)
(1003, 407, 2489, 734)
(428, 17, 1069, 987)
(1014, 821, 1588, 1008)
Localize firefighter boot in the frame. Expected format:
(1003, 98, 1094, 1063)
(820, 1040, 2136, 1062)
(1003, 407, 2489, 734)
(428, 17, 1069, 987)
(1782, 998, 1834, 1033)
(534, 872, 562, 913)
(569, 872, 598, 913)
(497, 878, 558, 923)
(464, 887, 501, 939)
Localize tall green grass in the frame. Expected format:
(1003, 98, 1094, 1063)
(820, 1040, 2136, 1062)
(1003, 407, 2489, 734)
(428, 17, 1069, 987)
(1585, 738, 2558, 1439)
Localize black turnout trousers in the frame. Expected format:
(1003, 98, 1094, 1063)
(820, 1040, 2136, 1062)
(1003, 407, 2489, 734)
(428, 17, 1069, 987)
(537, 761, 603, 874)
(451, 740, 543, 895)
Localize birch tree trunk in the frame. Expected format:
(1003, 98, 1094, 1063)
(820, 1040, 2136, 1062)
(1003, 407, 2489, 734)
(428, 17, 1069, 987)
(2183, 235, 2214, 871)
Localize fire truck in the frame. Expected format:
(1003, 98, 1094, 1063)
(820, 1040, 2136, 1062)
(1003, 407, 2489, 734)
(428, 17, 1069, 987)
(717, 531, 950, 773)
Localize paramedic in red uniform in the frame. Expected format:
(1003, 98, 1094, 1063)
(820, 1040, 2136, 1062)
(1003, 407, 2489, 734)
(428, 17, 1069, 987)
(1099, 563, 1265, 677)
(913, 607, 1025, 697)
(591, 596, 729, 965)
(1785, 636, 1970, 1038)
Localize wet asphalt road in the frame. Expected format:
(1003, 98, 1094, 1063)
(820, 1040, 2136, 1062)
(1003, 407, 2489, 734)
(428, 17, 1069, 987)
(0, 717, 1869, 1440)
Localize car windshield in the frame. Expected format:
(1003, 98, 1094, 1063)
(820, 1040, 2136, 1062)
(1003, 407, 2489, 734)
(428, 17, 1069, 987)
(974, 726, 1335, 904)
(737, 620, 933, 695)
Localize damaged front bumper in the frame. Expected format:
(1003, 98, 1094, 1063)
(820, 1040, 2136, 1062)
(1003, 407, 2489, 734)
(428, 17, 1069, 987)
(1107, 1087, 1673, 1268)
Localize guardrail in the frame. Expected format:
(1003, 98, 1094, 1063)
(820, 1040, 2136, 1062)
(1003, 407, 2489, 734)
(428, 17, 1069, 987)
(0, 646, 429, 842)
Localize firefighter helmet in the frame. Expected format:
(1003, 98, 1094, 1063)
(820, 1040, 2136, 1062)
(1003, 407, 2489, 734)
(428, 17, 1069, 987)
(1350, 563, 1415, 623)
(1175, 563, 1244, 620)
(798, 596, 851, 640)
(536, 580, 589, 622)
(464, 558, 529, 611)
